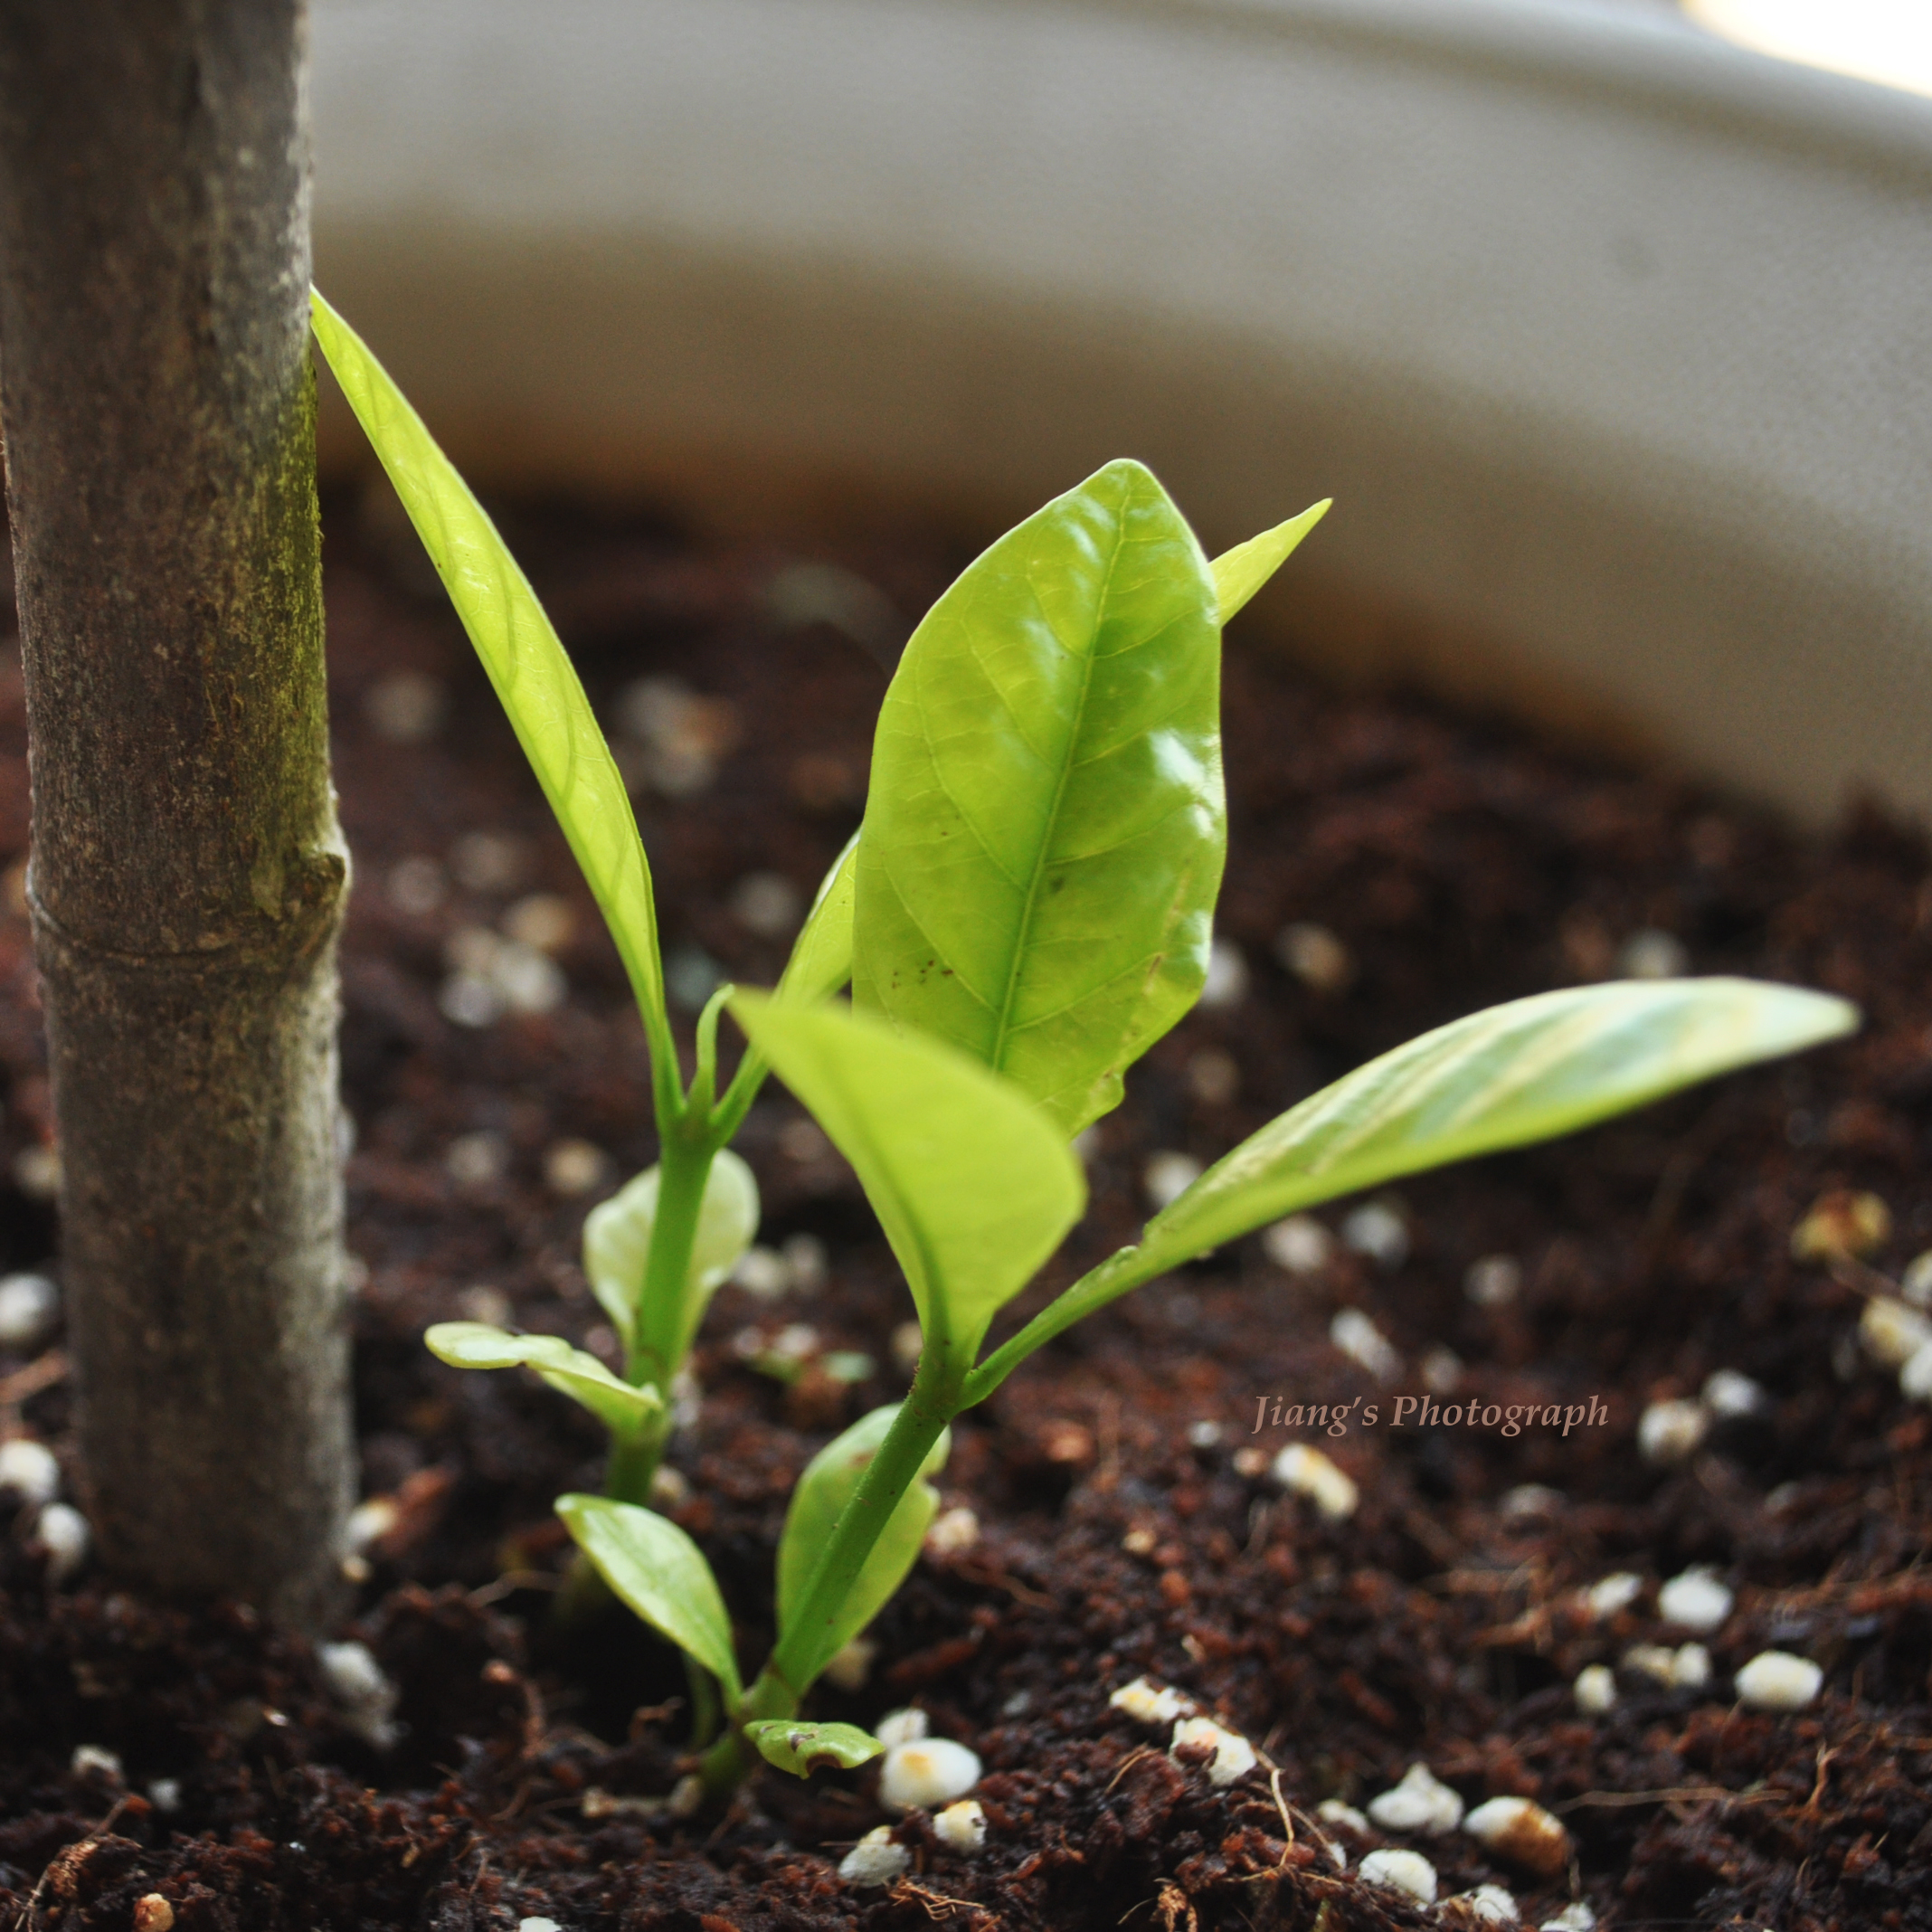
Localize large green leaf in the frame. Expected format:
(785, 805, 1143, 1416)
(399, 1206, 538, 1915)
(776, 833, 858, 1005)
(582, 1149, 760, 1352)
(557, 1494, 743, 1701)
(424, 1321, 661, 1440)
(744, 1719, 886, 1778)
(852, 459, 1225, 1138)
(1210, 500, 1330, 625)
(1137, 978, 1859, 1273)
(727, 992, 1083, 1362)
(776, 1405, 949, 1687)
(309, 291, 668, 1039)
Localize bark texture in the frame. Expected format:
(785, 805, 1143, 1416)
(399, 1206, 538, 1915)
(0, 0, 352, 1625)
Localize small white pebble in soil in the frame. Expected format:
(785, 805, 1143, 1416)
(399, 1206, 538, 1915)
(1616, 928, 1689, 979)
(1573, 1664, 1617, 1714)
(1317, 1798, 1369, 1836)
(1791, 1188, 1891, 1263)
(364, 670, 448, 744)
(1185, 1047, 1239, 1106)
(875, 1708, 929, 1749)
(1623, 1644, 1680, 1686)
(1274, 921, 1353, 994)
(1231, 1445, 1270, 1478)
(492, 941, 565, 1016)
(439, 971, 504, 1029)
(133, 1893, 175, 1932)
(1658, 1566, 1734, 1633)
(924, 1507, 980, 1558)
(14, 1145, 60, 1200)
(1455, 1885, 1520, 1925)
(777, 1117, 833, 1165)
(1273, 1443, 1359, 1521)
(71, 1744, 123, 1783)
(1169, 1715, 1256, 1787)
(933, 1798, 988, 1852)
(782, 1233, 829, 1292)
(1341, 1198, 1408, 1269)
(347, 1495, 402, 1554)
(516, 1921, 561, 1932)
(668, 1774, 704, 1819)
(1860, 1295, 1932, 1369)
(317, 1641, 400, 1749)
(445, 1132, 509, 1189)
(1901, 1340, 1932, 1404)
(733, 1246, 791, 1299)
(0, 1437, 60, 1506)
(502, 892, 574, 953)
(1421, 1347, 1463, 1395)
(1463, 1795, 1573, 1878)
(1464, 1255, 1522, 1309)
(387, 856, 447, 917)
(879, 1738, 981, 1811)
(1540, 1908, 1596, 1932)
(1359, 1848, 1438, 1905)
(730, 871, 804, 939)
(1111, 1678, 1195, 1726)
(1143, 1151, 1204, 1211)
(1198, 938, 1250, 1009)
(1263, 1215, 1332, 1275)
(1735, 1650, 1823, 1710)
(1700, 1368, 1768, 1417)
(1901, 1249, 1932, 1309)
(0, 1271, 59, 1348)
(37, 1501, 90, 1583)
(542, 1140, 609, 1198)
(649, 1465, 690, 1509)
(147, 1778, 182, 1814)
(1330, 1308, 1400, 1382)
(1672, 1643, 1713, 1690)
(450, 831, 532, 895)
(891, 1321, 923, 1373)
(1187, 1419, 1224, 1448)
(1367, 1761, 1464, 1835)
(1501, 1483, 1563, 1520)
(839, 1825, 911, 1888)
(820, 1636, 878, 1692)
(1583, 1572, 1644, 1620)
(1638, 1397, 1708, 1465)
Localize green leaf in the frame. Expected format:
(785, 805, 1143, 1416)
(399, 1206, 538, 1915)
(727, 992, 1084, 1362)
(776, 833, 858, 1005)
(557, 1493, 743, 1701)
(852, 459, 1225, 1138)
(424, 1321, 661, 1440)
(308, 291, 669, 1046)
(744, 1719, 886, 1778)
(582, 1149, 760, 1353)
(1136, 978, 1859, 1273)
(1210, 499, 1330, 625)
(776, 1404, 950, 1685)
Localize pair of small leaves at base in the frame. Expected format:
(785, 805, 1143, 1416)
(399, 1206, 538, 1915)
(423, 1322, 662, 1441)
(744, 1719, 884, 1779)
(852, 457, 1326, 1141)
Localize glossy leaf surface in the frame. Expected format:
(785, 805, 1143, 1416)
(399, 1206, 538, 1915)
(728, 992, 1083, 1360)
(582, 1150, 760, 1351)
(309, 292, 668, 1036)
(1138, 979, 1859, 1272)
(558, 1494, 743, 1700)
(744, 1719, 885, 1778)
(853, 459, 1224, 1137)
(1209, 499, 1330, 624)
(776, 1405, 949, 1686)
(424, 1321, 661, 1440)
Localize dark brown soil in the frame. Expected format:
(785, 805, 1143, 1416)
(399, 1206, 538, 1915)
(1, 485, 1928, 1931)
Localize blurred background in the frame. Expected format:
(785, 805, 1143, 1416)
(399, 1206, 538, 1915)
(308, 0, 1932, 825)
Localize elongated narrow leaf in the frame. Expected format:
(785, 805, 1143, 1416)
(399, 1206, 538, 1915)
(776, 833, 858, 1005)
(776, 1405, 949, 1685)
(728, 993, 1083, 1361)
(557, 1493, 743, 1700)
(853, 459, 1224, 1138)
(309, 291, 668, 1032)
(1210, 500, 1330, 625)
(1137, 979, 1858, 1273)
(582, 1150, 760, 1351)
(745, 1719, 886, 1778)
(424, 1321, 661, 1440)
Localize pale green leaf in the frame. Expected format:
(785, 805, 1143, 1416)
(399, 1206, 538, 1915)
(744, 1719, 886, 1778)
(557, 1493, 743, 1700)
(1137, 978, 1859, 1273)
(582, 1150, 760, 1351)
(776, 1404, 949, 1686)
(727, 992, 1083, 1363)
(424, 1321, 660, 1440)
(1210, 499, 1330, 625)
(776, 833, 858, 1005)
(309, 290, 668, 1036)
(853, 459, 1225, 1138)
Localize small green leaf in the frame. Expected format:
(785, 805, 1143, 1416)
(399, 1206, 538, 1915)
(776, 833, 858, 1005)
(1136, 978, 1859, 1273)
(424, 1321, 662, 1439)
(557, 1493, 743, 1701)
(776, 1404, 950, 1686)
(1210, 499, 1330, 625)
(744, 1719, 886, 1778)
(727, 992, 1083, 1363)
(582, 1149, 760, 1352)
(853, 459, 1226, 1138)
(308, 291, 669, 1044)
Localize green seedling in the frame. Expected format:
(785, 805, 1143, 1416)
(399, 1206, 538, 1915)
(314, 295, 1856, 1795)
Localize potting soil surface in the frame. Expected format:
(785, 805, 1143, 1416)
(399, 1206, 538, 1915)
(1, 490, 1929, 1931)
